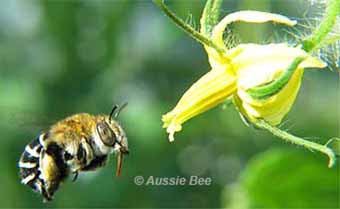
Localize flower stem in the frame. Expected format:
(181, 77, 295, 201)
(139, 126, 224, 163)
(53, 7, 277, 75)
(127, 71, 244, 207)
(254, 119, 336, 167)
(153, 0, 226, 57)
(303, 0, 340, 52)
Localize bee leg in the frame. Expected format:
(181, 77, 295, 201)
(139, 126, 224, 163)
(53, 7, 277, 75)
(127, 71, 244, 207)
(72, 171, 79, 182)
(40, 143, 68, 201)
(81, 155, 108, 171)
(40, 149, 59, 200)
(42, 186, 53, 203)
(77, 138, 94, 167)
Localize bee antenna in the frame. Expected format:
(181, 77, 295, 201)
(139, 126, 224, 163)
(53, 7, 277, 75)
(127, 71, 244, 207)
(109, 103, 128, 123)
(109, 105, 118, 123)
(114, 102, 128, 118)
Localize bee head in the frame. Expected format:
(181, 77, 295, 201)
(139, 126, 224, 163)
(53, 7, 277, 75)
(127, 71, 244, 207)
(96, 103, 129, 153)
(96, 103, 129, 176)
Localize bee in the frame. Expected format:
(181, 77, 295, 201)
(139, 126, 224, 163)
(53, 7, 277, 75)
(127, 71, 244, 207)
(18, 104, 129, 202)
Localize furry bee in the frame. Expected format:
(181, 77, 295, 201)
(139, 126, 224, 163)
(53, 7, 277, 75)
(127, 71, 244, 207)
(18, 104, 129, 202)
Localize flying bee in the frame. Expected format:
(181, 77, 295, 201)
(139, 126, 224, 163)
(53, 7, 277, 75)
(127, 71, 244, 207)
(18, 104, 129, 202)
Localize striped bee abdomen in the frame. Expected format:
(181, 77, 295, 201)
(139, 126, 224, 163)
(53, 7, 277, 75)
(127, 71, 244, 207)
(18, 134, 44, 194)
(19, 133, 70, 201)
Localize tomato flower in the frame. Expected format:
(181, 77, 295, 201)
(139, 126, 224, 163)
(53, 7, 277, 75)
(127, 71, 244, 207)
(162, 11, 326, 142)
(155, 0, 339, 167)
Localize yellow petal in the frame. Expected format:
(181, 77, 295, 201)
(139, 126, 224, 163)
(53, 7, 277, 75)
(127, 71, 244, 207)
(162, 67, 237, 142)
(233, 44, 326, 125)
(204, 11, 297, 71)
(233, 43, 326, 92)
(239, 68, 303, 125)
(211, 11, 297, 48)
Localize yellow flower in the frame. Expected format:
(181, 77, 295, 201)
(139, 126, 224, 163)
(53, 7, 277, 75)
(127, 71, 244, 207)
(162, 11, 326, 142)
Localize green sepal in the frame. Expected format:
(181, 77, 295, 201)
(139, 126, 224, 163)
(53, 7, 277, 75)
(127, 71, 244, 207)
(200, 0, 223, 37)
(247, 56, 305, 100)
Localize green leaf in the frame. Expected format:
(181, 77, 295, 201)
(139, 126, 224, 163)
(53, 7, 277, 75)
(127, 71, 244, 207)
(225, 148, 340, 208)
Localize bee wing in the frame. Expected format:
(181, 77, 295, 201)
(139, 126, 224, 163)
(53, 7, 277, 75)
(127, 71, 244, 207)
(0, 107, 58, 134)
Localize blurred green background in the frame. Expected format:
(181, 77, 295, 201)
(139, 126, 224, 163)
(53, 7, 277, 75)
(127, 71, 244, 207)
(0, 0, 339, 208)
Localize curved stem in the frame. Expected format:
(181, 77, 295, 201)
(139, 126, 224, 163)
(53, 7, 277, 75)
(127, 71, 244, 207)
(153, 0, 226, 57)
(254, 120, 336, 167)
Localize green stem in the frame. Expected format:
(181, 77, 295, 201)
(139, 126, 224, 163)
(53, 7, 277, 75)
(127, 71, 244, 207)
(153, 0, 226, 58)
(303, 0, 340, 52)
(254, 120, 336, 167)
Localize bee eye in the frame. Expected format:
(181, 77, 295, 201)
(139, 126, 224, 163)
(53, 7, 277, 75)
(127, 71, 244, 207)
(96, 122, 116, 146)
